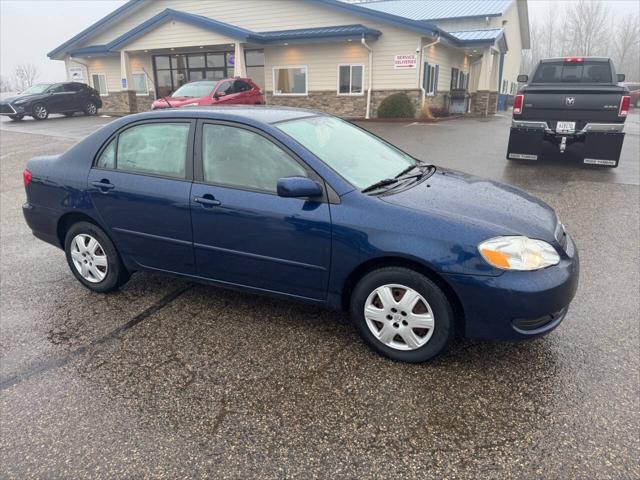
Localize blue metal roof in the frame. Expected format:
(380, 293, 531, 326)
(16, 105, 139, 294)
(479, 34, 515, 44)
(449, 28, 504, 42)
(357, 0, 513, 21)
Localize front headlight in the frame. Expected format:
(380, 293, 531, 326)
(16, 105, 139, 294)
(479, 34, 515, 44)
(478, 236, 560, 271)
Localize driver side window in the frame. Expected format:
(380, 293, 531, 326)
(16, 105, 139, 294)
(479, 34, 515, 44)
(202, 124, 307, 193)
(49, 84, 64, 93)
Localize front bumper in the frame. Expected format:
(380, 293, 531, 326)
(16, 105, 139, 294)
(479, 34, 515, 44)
(445, 232, 579, 340)
(0, 103, 24, 116)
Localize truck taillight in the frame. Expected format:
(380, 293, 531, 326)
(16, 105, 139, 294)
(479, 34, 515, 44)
(23, 169, 32, 187)
(513, 94, 524, 115)
(619, 96, 631, 117)
(564, 57, 584, 62)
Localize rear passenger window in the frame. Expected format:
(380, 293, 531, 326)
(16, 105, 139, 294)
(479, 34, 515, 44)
(96, 139, 115, 169)
(202, 124, 307, 192)
(116, 123, 189, 179)
(234, 80, 251, 92)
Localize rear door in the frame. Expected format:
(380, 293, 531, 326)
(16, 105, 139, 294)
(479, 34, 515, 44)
(63, 83, 84, 111)
(88, 119, 196, 274)
(190, 121, 332, 300)
(213, 80, 240, 104)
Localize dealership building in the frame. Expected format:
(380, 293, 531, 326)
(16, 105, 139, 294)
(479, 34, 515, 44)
(49, 0, 530, 118)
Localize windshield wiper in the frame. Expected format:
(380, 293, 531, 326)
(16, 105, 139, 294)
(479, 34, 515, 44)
(361, 178, 400, 193)
(395, 163, 432, 179)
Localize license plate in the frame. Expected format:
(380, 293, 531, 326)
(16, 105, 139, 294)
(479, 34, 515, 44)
(556, 121, 576, 134)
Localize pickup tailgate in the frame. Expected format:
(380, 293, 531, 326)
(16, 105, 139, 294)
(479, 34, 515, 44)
(519, 85, 624, 127)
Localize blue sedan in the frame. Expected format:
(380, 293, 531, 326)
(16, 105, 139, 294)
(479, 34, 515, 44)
(22, 107, 579, 362)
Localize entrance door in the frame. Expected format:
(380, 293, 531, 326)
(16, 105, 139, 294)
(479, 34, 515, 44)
(190, 121, 332, 300)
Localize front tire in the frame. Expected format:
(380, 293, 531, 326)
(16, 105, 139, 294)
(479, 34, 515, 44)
(32, 103, 49, 120)
(84, 101, 98, 116)
(350, 267, 454, 363)
(8, 114, 24, 121)
(64, 221, 130, 292)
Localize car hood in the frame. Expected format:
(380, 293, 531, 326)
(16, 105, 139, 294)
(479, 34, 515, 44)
(381, 168, 558, 242)
(152, 96, 202, 108)
(1, 93, 47, 104)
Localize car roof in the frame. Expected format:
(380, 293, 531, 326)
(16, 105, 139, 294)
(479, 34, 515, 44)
(127, 105, 323, 125)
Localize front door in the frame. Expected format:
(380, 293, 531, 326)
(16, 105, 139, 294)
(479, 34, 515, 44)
(190, 121, 332, 300)
(88, 120, 196, 274)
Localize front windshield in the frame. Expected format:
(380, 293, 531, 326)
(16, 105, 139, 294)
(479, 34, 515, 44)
(21, 83, 51, 94)
(276, 116, 417, 189)
(171, 81, 217, 98)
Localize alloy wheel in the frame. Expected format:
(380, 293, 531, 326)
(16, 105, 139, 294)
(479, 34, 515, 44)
(70, 234, 108, 283)
(34, 105, 47, 119)
(364, 284, 435, 350)
(86, 102, 97, 115)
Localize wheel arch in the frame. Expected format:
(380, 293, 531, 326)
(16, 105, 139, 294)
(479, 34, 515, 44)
(56, 211, 105, 248)
(341, 256, 466, 335)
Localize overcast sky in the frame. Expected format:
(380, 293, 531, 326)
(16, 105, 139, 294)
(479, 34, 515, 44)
(0, 0, 636, 85)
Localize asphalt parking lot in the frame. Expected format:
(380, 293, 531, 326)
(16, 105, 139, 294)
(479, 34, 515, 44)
(1, 111, 639, 478)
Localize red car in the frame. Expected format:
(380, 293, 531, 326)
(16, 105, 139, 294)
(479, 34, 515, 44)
(625, 83, 640, 108)
(151, 78, 264, 110)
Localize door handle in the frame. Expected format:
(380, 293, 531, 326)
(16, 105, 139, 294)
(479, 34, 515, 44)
(193, 195, 221, 207)
(91, 180, 115, 191)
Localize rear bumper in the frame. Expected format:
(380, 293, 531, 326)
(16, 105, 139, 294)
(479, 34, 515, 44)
(23, 202, 62, 249)
(445, 233, 579, 340)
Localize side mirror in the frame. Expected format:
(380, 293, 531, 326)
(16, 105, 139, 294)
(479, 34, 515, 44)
(214, 91, 227, 99)
(277, 176, 323, 198)
(517, 74, 528, 83)
(617, 73, 625, 82)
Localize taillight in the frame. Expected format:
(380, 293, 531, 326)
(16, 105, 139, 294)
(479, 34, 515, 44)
(513, 94, 524, 115)
(564, 57, 584, 62)
(619, 95, 631, 117)
(23, 169, 32, 187)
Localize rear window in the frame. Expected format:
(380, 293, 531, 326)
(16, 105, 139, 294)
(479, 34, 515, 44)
(532, 61, 612, 83)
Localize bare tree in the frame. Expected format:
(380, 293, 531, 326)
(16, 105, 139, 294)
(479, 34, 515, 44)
(611, 13, 640, 81)
(564, 0, 610, 56)
(14, 63, 39, 90)
(0, 75, 13, 92)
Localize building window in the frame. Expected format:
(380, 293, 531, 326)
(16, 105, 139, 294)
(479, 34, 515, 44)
(424, 63, 439, 96)
(338, 65, 364, 95)
(153, 52, 234, 98)
(91, 74, 108, 96)
(132, 73, 148, 96)
(450, 68, 459, 90)
(273, 66, 307, 96)
(245, 50, 265, 90)
(502, 79, 508, 94)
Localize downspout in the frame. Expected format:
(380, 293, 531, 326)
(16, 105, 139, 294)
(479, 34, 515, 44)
(419, 35, 440, 106)
(361, 35, 373, 119)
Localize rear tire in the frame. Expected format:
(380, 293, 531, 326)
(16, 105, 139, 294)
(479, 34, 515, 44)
(32, 103, 48, 120)
(83, 101, 98, 116)
(350, 267, 454, 363)
(64, 221, 130, 292)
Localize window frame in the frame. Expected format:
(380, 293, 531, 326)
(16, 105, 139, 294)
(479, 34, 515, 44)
(272, 65, 308, 97)
(194, 119, 328, 200)
(132, 72, 149, 96)
(337, 64, 365, 96)
(424, 63, 439, 96)
(92, 119, 196, 182)
(91, 73, 108, 96)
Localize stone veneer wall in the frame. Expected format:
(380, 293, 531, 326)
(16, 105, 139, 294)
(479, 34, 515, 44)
(265, 89, 450, 118)
(100, 91, 138, 115)
(470, 90, 498, 116)
(134, 94, 155, 113)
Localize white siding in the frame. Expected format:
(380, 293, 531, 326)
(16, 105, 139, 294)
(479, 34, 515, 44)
(422, 41, 469, 93)
(78, 0, 426, 91)
(499, 1, 523, 88)
(124, 20, 237, 51)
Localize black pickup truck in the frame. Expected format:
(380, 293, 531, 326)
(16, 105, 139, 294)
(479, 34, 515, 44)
(507, 57, 631, 167)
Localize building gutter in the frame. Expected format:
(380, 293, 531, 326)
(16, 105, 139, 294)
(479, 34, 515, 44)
(361, 35, 373, 119)
(419, 35, 440, 106)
